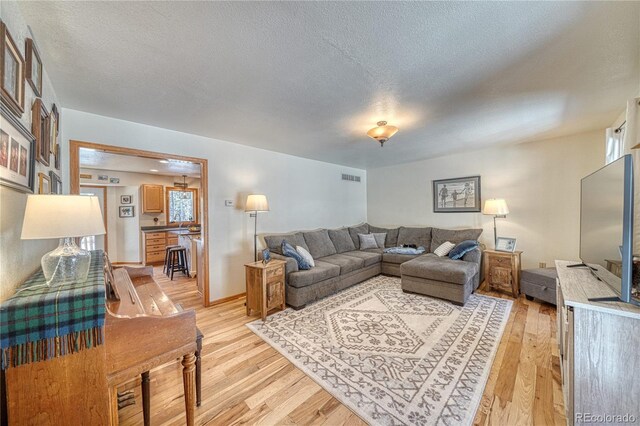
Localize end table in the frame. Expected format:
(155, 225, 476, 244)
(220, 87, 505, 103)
(483, 249, 522, 298)
(244, 259, 286, 321)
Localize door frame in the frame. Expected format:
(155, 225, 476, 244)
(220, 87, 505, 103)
(80, 185, 108, 254)
(69, 140, 211, 307)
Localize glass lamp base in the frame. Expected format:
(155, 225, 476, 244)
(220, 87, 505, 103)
(42, 238, 92, 285)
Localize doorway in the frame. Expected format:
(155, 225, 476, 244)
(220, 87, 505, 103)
(79, 185, 108, 252)
(69, 140, 210, 307)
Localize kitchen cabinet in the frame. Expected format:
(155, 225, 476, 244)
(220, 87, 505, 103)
(141, 184, 164, 213)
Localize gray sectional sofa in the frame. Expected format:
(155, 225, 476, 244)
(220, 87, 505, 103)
(262, 223, 484, 309)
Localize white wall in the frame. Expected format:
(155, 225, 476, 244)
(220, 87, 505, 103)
(367, 130, 605, 269)
(81, 168, 201, 262)
(0, 4, 62, 301)
(61, 109, 367, 301)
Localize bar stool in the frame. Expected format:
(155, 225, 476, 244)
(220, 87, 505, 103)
(163, 245, 181, 275)
(167, 247, 190, 280)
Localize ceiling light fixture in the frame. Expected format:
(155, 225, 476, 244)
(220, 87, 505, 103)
(159, 160, 169, 164)
(366, 121, 399, 147)
(150, 169, 159, 172)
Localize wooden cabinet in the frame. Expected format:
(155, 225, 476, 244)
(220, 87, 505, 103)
(141, 184, 164, 213)
(245, 260, 286, 321)
(556, 260, 640, 425)
(143, 231, 167, 265)
(483, 249, 522, 297)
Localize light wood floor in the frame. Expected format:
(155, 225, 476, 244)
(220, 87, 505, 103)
(118, 270, 565, 425)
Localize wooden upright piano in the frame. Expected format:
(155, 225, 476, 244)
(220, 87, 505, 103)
(2, 253, 197, 425)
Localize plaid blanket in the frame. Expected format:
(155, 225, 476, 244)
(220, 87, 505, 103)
(1, 250, 106, 369)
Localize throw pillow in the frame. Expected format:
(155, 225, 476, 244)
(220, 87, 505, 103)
(358, 233, 378, 250)
(434, 241, 456, 257)
(282, 241, 311, 270)
(449, 240, 479, 260)
(296, 245, 315, 268)
(371, 232, 387, 248)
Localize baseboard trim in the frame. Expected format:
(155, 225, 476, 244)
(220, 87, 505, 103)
(210, 292, 246, 306)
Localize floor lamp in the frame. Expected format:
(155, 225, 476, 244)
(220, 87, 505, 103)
(245, 194, 270, 262)
(483, 199, 509, 247)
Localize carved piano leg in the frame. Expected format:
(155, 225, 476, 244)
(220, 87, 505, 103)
(141, 371, 150, 426)
(195, 336, 202, 407)
(109, 385, 120, 426)
(182, 353, 196, 426)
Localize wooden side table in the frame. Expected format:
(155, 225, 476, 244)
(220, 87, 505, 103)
(483, 249, 522, 298)
(245, 259, 287, 321)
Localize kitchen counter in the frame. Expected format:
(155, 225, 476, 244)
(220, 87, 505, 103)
(140, 225, 200, 233)
(167, 229, 201, 236)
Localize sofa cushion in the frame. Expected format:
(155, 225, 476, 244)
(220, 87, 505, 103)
(371, 233, 387, 248)
(264, 232, 308, 255)
(449, 240, 479, 260)
(288, 260, 340, 288)
(382, 252, 421, 265)
(328, 228, 356, 253)
(358, 233, 378, 250)
(320, 254, 365, 274)
(430, 228, 482, 253)
(369, 226, 399, 248)
(303, 229, 338, 258)
(401, 254, 478, 285)
(342, 250, 382, 267)
(397, 227, 432, 250)
(348, 223, 369, 249)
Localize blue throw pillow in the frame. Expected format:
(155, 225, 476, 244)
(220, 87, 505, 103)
(449, 240, 479, 260)
(281, 240, 312, 270)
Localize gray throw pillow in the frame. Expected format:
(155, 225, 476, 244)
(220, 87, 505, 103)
(358, 233, 378, 250)
(348, 223, 370, 249)
(371, 232, 387, 248)
(369, 226, 399, 247)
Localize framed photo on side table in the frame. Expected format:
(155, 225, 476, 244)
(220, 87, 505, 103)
(0, 22, 25, 117)
(433, 175, 481, 213)
(0, 103, 35, 193)
(496, 237, 517, 253)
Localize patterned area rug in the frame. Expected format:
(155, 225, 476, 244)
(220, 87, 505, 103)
(247, 276, 512, 426)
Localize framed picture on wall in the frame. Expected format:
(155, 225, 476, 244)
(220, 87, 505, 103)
(432, 175, 481, 213)
(25, 38, 43, 97)
(119, 205, 134, 218)
(38, 172, 50, 194)
(31, 98, 50, 166)
(49, 170, 62, 194)
(0, 22, 25, 117)
(50, 104, 60, 169)
(0, 103, 35, 193)
(120, 195, 132, 204)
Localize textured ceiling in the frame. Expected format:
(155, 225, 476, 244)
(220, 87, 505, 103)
(79, 148, 201, 177)
(18, 1, 640, 169)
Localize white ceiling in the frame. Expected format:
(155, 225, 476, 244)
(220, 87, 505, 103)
(19, 2, 640, 169)
(79, 148, 201, 177)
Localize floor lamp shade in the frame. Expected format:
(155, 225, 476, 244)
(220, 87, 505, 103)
(245, 194, 270, 212)
(483, 199, 509, 247)
(246, 194, 269, 262)
(21, 195, 106, 284)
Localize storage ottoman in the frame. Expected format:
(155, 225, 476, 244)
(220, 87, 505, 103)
(521, 267, 558, 305)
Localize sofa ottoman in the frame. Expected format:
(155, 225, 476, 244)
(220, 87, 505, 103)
(521, 267, 558, 305)
(400, 254, 480, 305)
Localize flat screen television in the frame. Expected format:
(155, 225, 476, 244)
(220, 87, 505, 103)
(580, 154, 637, 305)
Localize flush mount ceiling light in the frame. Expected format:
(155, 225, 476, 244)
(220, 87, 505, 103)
(366, 121, 399, 147)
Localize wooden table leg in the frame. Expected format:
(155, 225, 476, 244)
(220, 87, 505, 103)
(195, 337, 202, 407)
(109, 385, 120, 426)
(182, 353, 196, 426)
(141, 371, 150, 426)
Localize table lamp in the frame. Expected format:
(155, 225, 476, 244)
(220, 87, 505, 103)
(483, 199, 509, 247)
(245, 194, 269, 262)
(21, 195, 106, 285)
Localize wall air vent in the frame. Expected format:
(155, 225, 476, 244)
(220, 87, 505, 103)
(341, 173, 361, 183)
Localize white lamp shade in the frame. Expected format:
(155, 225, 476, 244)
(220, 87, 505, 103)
(245, 194, 269, 212)
(483, 199, 509, 215)
(21, 195, 106, 239)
